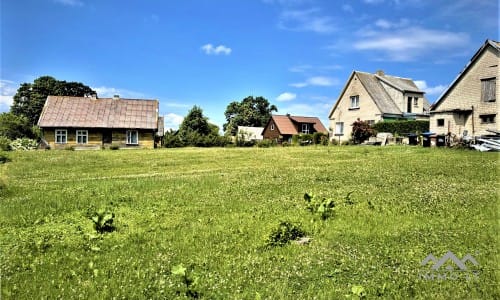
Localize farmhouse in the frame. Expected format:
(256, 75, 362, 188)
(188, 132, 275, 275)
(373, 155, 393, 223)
(430, 39, 499, 137)
(328, 70, 430, 141)
(37, 95, 164, 149)
(262, 114, 327, 143)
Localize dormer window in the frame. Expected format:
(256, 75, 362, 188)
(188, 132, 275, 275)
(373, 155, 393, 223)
(301, 124, 310, 134)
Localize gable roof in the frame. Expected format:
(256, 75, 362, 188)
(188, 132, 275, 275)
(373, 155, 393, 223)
(431, 39, 500, 111)
(38, 96, 159, 129)
(329, 70, 426, 118)
(269, 114, 327, 135)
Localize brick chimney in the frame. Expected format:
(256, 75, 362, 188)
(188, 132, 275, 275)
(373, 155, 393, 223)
(113, 94, 120, 100)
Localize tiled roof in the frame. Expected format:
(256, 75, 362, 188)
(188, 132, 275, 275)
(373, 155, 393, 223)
(271, 115, 327, 135)
(38, 96, 159, 129)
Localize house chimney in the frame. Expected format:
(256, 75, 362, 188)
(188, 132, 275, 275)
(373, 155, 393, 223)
(113, 94, 120, 100)
(376, 70, 385, 76)
(91, 92, 98, 100)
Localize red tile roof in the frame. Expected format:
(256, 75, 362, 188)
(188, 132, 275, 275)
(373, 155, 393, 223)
(38, 96, 159, 129)
(271, 115, 327, 134)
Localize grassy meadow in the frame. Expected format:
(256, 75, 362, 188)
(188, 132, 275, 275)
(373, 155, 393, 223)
(0, 146, 498, 299)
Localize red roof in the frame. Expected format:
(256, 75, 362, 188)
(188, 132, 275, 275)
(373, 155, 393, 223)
(270, 115, 327, 134)
(38, 96, 159, 129)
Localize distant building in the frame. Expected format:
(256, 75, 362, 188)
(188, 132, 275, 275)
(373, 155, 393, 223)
(328, 70, 430, 141)
(261, 114, 327, 143)
(237, 126, 264, 141)
(38, 95, 163, 149)
(430, 39, 499, 137)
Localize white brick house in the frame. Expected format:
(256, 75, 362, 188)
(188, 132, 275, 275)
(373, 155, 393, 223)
(328, 70, 430, 141)
(430, 39, 499, 137)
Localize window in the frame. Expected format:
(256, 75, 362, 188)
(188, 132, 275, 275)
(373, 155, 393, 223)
(55, 129, 67, 144)
(335, 122, 344, 135)
(271, 124, 274, 131)
(481, 78, 496, 102)
(437, 119, 445, 127)
(126, 130, 138, 144)
(350, 95, 360, 109)
(413, 97, 419, 107)
(76, 130, 88, 144)
(301, 124, 310, 134)
(407, 97, 413, 113)
(480, 114, 496, 124)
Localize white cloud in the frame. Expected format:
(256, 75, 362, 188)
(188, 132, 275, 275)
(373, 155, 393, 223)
(354, 26, 469, 61)
(53, 0, 84, 7)
(374, 18, 409, 29)
(164, 113, 184, 131)
(414, 80, 447, 96)
(0, 79, 17, 110)
(291, 76, 338, 88)
(276, 92, 297, 102)
(278, 8, 336, 34)
(201, 44, 232, 55)
(92, 86, 146, 99)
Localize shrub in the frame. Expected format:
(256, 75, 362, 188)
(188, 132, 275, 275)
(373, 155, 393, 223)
(304, 193, 335, 220)
(257, 139, 273, 148)
(0, 136, 12, 151)
(372, 120, 429, 135)
(266, 221, 306, 247)
(330, 138, 339, 146)
(0, 153, 11, 164)
(9, 138, 38, 150)
(171, 264, 200, 299)
(312, 132, 329, 145)
(351, 119, 375, 144)
(89, 208, 115, 234)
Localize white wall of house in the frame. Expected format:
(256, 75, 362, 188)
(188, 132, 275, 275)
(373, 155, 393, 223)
(329, 73, 383, 141)
(430, 45, 499, 136)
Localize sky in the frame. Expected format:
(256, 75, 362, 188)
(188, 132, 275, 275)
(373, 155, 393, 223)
(1, 0, 498, 131)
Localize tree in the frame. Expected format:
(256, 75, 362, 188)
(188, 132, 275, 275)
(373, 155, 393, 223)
(223, 96, 277, 136)
(11, 76, 95, 125)
(0, 112, 36, 139)
(178, 105, 211, 137)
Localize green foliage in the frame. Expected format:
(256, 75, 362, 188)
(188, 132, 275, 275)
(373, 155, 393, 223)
(89, 208, 115, 234)
(163, 129, 185, 148)
(312, 132, 329, 145)
(171, 264, 200, 298)
(304, 193, 335, 220)
(0, 112, 35, 140)
(372, 120, 430, 135)
(266, 221, 306, 247)
(296, 133, 313, 145)
(179, 106, 211, 137)
(0, 136, 12, 151)
(256, 139, 274, 148)
(9, 138, 38, 150)
(351, 285, 366, 299)
(223, 96, 277, 136)
(351, 119, 375, 144)
(0, 153, 11, 164)
(236, 129, 256, 147)
(11, 76, 95, 126)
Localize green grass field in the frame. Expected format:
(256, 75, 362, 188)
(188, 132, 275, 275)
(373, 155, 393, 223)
(0, 146, 498, 299)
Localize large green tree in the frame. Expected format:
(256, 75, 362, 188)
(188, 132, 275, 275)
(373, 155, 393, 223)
(223, 96, 277, 136)
(11, 76, 95, 125)
(0, 112, 35, 139)
(178, 105, 211, 137)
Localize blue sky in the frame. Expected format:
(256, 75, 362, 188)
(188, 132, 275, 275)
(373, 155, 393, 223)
(1, 0, 498, 130)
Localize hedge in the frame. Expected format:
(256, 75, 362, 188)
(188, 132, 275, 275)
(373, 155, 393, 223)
(372, 120, 429, 135)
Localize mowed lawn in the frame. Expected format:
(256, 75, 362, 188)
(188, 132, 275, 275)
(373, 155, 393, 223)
(0, 146, 498, 299)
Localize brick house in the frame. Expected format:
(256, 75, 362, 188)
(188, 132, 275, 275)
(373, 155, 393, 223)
(430, 39, 499, 137)
(328, 70, 430, 141)
(261, 114, 327, 143)
(38, 95, 164, 149)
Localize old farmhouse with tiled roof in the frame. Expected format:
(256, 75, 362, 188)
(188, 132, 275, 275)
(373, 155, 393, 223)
(262, 114, 327, 143)
(38, 95, 164, 149)
(328, 70, 430, 141)
(430, 39, 499, 137)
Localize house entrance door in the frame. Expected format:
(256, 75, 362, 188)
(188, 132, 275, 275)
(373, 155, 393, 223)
(102, 130, 112, 144)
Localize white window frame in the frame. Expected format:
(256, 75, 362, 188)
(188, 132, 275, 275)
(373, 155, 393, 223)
(76, 130, 88, 144)
(126, 130, 139, 145)
(301, 124, 310, 134)
(350, 96, 360, 109)
(335, 122, 344, 135)
(55, 129, 67, 144)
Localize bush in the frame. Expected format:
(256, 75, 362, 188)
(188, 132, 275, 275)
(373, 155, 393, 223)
(0, 136, 12, 151)
(0, 153, 11, 164)
(372, 120, 429, 135)
(351, 119, 375, 144)
(330, 138, 338, 146)
(266, 221, 306, 248)
(257, 139, 274, 148)
(9, 138, 38, 150)
(312, 132, 329, 145)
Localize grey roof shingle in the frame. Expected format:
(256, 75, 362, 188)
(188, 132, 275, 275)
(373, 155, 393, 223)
(356, 72, 403, 115)
(38, 96, 159, 129)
